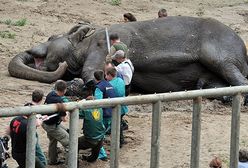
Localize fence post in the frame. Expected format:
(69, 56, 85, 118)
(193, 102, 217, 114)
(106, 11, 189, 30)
(68, 109, 79, 168)
(190, 97, 202, 168)
(230, 93, 241, 168)
(26, 113, 37, 168)
(150, 101, 162, 168)
(110, 105, 121, 168)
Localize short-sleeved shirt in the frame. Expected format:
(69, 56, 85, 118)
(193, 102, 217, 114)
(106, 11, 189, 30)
(106, 41, 128, 62)
(116, 59, 134, 85)
(43, 90, 66, 125)
(239, 162, 248, 168)
(80, 108, 106, 140)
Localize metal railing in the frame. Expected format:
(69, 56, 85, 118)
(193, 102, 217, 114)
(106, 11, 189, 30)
(1, 85, 248, 168)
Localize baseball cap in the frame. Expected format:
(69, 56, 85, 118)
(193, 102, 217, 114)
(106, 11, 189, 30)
(111, 50, 125, 59)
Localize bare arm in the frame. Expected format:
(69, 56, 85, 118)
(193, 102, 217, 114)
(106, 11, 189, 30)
(105, 46, 116, 62)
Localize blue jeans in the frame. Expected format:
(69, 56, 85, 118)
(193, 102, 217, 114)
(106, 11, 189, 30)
(36, 135, 47, 166)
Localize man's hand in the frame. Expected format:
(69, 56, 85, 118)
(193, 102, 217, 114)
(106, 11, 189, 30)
(61, 112, 69, 122)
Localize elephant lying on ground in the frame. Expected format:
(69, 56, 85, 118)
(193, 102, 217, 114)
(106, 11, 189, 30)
(8, 16, 248, 94)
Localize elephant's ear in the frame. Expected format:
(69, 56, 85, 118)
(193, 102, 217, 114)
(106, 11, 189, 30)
(26, 42, 49, 58)
(69, 25, 95, 44)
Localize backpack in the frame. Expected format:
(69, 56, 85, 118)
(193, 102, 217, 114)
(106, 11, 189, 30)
(0, 136, 9, 168)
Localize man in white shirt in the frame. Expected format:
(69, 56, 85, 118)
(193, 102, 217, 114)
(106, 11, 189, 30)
(239, 149, 248, 168)
(111, 50, 134, 96)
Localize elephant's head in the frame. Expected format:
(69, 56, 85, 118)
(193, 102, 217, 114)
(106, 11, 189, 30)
(8, 23, 96, 83)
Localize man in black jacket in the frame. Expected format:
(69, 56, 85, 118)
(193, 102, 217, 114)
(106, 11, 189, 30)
(42, 80, 69, 165)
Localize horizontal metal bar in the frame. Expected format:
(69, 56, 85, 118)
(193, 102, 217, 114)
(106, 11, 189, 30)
(0, 85, 248, 117)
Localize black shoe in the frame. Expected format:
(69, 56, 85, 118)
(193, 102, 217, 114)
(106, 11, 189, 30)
(121, 119, 129, 131)
(120, 141, 127, 148)
(122, 124, 128, 131)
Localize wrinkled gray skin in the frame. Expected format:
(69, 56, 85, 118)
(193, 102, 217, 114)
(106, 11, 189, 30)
(8, 16, 248, 94)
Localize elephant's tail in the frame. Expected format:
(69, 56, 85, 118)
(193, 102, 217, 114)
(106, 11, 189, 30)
(8, 52, 68, 83)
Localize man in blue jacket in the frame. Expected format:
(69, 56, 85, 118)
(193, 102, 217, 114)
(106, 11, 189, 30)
(105, 67, 128, 147)
(94, 70, 116, 131)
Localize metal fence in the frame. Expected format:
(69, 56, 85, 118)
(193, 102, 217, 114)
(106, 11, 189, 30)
(1, 85, 248, 168)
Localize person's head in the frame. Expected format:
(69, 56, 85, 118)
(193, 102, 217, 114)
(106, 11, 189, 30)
(209, 157, 222, 168)
(111, 50, 126, 63)
(94, 70, 104, 82)
(32, 90, 44, 104)
(109, 33, 120, 44)
(105, 67, 117, 81)
(239, 149, 248, 162)
(105, 61, 115, 71)
(158, 8, 167, 18)
(54, 80, 67, 96)
(123, 13, 137, 22)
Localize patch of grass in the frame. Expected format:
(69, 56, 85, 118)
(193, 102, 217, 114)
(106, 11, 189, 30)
(0, 31, 16, 39)
(13, 18, 27, 26)
(219, 154, 229, 167)
(0, 18, 27, 26)
(110, 0, 121, 6)
(240, 139, 248, 148)
(3, 19, 12, 25)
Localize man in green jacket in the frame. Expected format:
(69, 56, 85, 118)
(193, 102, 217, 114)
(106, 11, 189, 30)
(78, 96, 106, 162)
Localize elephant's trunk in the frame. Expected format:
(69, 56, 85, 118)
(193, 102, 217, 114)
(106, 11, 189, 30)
(8, 52, 68, 83)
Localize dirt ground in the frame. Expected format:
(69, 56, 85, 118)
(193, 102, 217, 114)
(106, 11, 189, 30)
(1, 0, 248, 167)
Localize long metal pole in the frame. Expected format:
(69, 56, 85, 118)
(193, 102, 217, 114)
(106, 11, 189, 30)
(105, 27, 111, 53)
(190, 97, 202, 168)
(26, 114, 36, 168)
(110, 105, 121, 168)
(68, 109, 79, 168)
(1, 86, 248, 117)
(230, 93, 241, 168)
(150, 101, 162, 168)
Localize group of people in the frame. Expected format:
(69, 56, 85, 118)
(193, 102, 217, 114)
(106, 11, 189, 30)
(5, 31, 134, 167)
(122, 8, 167, 22)
(209, 149, 248, 168)
(6, 8, 167, 167)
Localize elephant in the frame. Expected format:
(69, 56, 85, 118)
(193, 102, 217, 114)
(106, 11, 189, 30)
(8, 16, 248, 95)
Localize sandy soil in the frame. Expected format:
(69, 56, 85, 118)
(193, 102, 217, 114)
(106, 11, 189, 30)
(1, 0, 248, 167)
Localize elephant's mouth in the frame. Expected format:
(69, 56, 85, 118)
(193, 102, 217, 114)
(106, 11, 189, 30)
(34, 57, 45, 70)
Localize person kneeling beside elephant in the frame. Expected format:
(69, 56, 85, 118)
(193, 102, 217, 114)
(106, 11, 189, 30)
(78, 81, 106, 162)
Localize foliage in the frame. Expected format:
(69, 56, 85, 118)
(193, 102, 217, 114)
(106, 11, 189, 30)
(13, 18, 27, 26)
(110, 0, 121, 6)
(0, 18, 27, 26)
(0, 31, 16, 39)
(3, 19, 12, 25)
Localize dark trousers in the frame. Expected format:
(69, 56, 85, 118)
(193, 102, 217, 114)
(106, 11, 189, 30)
(12, 152, 45, 168)
(78, 136, 103, 162)
(120, 115, 125, 146)
(125, 85, 131, 96)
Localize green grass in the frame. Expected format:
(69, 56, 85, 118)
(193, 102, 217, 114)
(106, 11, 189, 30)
(13, 18, 27, 26)
(0, 18, 27, 26)
(0, 31, 16, 39)
(110, 0, 121, 5)
(3, 19, 12, 25)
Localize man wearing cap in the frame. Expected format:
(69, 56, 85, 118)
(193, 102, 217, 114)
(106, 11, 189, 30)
(105, 33, 128, 65)
(112, 50, 134, 96)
